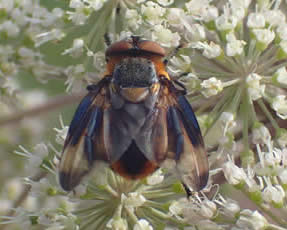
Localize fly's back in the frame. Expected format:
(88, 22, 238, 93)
(59, 36, 209, 196)
(112, 58, 158, 88)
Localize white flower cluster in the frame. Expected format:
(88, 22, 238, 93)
(2, 0, 287, 230)
(219, 143, 287, 217)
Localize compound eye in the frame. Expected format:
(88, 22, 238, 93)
(105, 40, 133, 57)
(138, 40, 166, 57)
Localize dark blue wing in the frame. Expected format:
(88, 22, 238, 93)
(59, 84, 106, 191)
(167, 94, 209, 192)
(177, 95, 204, 147)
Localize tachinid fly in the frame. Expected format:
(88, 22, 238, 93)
(59, 36, 209, 195)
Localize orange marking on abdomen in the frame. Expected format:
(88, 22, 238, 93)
(111, 160, 159, 180)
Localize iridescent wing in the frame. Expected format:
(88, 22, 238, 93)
(166, 93, 209, 191)
(59, 80, 109, 191)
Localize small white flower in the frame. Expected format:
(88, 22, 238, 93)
(11, 8, 27, 26)
(125, 9, 142, 29)
(203, 42, 221, 58)
(263, 148, 282, 167)
(141, 1, 165, 25)
(199, 200, 217, 219)
(67, 4, 89, 25)
(168, 55, 192, 74)
(18, 47, 41, 59)
(166, 8, 184, 27)
(69, 0, 84, 8)
(146, 169, 164, 185)
(179, 73, 200, 91)
(122, 192, 146, 208)
(107, 217, 128, 230)
(236, 210, 268, 230)
(279, 169, 287, 184)
(219, 112, 236, 136)
(0, 0, 14, 12)
(52, 8, 64, 19)
(85, 0, 107, 11)
(26, 177, 51, 197)
(247, 13, 265, 28)
(252, 124, 271, 145)
(34, 143, 49, 158)
(253, 29, 275, 49)
(151, 25, 180, 47)
(215, 195, 240, 218)
(276, 24, 287, 40)
(201, 77, 223, 98)
(35, 29, 65, 47)
(264, 10, 285, 27)
(0, 20, 20, 37)
(133, 219, 153, 230)
(231, 6, 245, 21)
(62, 38, 84, 57)
(196, 220, 224, 230)
(262, 180, 285, 205)
(222, 160, 247, 185)
(156, 0, 173, 6)
(229, 0, 251, 9)
(246, 73, 265, 101)
(169, 200, 184, 219)
(279, 40, 287, 56)
(64, 64, 86, 92)
(15, 143, 49, 171)
(54, 125, 68, 146)
(226, 33, 246, 56)
(201, 5, 218, 22)
(191, 41, 221, 59)
(215, 14, 238, 31)
(185, 0, 211, 16)
(271, 95, 287, 119)
(92, 51, 105, 72)
(273, 67, 287, 85)
(41, 8, 64, 27)
(185, 23, 206, 42)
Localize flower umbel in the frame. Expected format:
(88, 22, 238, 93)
(2, 0, 287, 230)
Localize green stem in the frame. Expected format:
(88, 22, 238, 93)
(241, 90, 250, 153)
(229, 84, 243, 114)
(257, 99, 280, 131)
(104, 184, 119, 197)
(268, 224, 287, 230)
(125, 206, 138, 225)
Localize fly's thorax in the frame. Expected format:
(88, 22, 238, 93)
(112, 57, 158, 88)
(110, 57, 160, 103)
